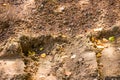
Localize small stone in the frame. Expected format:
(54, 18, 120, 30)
(71, 54, 76, 59)
(97, 45, 104, 49)
(64, 70, 72, 76)
(46, 75, 57, 80)
(61, 35, 67, 38)
(98, 63, 103, 67)
(78, 58, 83, 62)
(75, 35, 84, 38)
(39, 75, 46, 79)
(93, 28, 103, 32)
(117, 47, 120, 51)
(54, 6, 65, 13)
(102, 38, 108, 43)
(89, 42, 93, 46)
(2, 3, 7, 6)
(61, 55, 68, 59)
(93, 79, 97, 80)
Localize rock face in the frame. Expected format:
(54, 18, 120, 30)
(91, 27, 120, 80)
(50, 36, 98, 80)
(0, 38, 25, 80)
(101, 38, 120, 79)
(1, 27, 120, 80)
(0, 59, 25, 79)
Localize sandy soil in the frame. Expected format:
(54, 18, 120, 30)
(0, 0, 120, 80)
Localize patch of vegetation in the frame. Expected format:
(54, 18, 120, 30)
(19, 35, 68, 57)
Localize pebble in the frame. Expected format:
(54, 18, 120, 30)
(71, 54, 76, 59)
(117, 48, 120, 51)
(64, 70, 72, 76)
(97, 45, 104, 49)
(93, 28, 103, 32)
(102, 38, 108, 43)
(54, 6, 65, 13)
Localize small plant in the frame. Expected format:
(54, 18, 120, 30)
(28, 51, 36, 56)
(109, 36, 115, 42)
(39, 47, 44, 51)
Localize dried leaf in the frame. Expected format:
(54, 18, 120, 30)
(96, 53, 102, 58)
(40, 53, 46, 58)
(28, 51, 35, 56)
(39, 47, 44, 51)
(90, 37, 96, 42)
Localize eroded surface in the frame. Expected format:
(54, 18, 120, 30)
(0, 0, 120, 80)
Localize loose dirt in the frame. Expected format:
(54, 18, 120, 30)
(0, 0, 120, 80)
